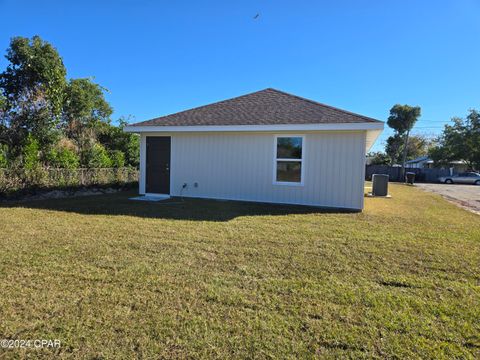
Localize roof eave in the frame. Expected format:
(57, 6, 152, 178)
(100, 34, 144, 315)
(124, 122, 384, 152)
(124, 122, 384, 133)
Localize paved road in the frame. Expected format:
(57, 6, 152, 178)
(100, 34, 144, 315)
(416, 183, 480, 214)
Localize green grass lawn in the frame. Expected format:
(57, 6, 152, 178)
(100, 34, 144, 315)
(0, 184, 479, 359)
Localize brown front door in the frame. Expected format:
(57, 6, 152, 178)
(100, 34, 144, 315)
(146, 136, 171, 194)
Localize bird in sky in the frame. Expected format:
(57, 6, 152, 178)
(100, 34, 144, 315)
(253, 13, 260, 19)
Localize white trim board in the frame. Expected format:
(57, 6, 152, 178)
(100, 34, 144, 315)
(126, 123, 383, 152)
(124, 122, 383, 133)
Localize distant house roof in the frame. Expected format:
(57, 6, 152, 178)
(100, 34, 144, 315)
(406, 156, 466, 165)
(130, 88, 382, 127)
(406, 156, 430, 164)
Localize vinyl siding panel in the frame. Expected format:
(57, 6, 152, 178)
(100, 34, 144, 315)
(146, 131, 368, 210)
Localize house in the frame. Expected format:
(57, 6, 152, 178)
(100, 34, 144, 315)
(405, 156, 468, 173)
(124, 88, 384, 210)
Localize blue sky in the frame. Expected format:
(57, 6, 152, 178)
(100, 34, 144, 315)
(1, 0, 479, 151)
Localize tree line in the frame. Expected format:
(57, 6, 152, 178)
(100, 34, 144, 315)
(368, 105, 479, 171)
(2, 36, 477, 173)
(0, 35, 139, 170)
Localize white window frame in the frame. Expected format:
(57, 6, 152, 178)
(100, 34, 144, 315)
(273, 135, 305, 186)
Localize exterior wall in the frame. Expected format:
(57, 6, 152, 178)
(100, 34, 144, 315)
(141, 131, 367, 210)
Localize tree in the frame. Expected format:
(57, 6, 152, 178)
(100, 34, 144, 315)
(367, 151, 390, 165)
(429, 109, 480, 170)
(385, 134, 403, 164)
(407, 135, 435, 158)
(62, 78, 112, 148)
(387, 104, 421, 174)
(0, 35, 139, 170)
(97, 117, 139, 167)
(0, 94, 6, 143)
(0, 36, 66, 153)
(385, 133, 432, 165)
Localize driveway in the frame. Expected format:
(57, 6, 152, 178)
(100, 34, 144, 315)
(416, 183, 480, 215)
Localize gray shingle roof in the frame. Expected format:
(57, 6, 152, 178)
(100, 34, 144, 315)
(131, 88, 382, 127)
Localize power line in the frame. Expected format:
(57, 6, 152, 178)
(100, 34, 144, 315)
(417, 120, 450, 123)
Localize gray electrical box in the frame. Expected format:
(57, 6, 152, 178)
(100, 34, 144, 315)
(372, 174, 389, 196)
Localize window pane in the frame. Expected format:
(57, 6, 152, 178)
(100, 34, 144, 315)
(277, 137, 302, 159)
(276, 161, 301, 183)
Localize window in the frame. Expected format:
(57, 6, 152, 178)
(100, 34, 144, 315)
(274, 136, 304, 185)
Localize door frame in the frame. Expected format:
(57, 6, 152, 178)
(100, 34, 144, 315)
(145, 135, 171, 196)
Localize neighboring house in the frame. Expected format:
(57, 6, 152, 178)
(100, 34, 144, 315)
(405, 156, 468, 173)
(125, 88, 383, 210)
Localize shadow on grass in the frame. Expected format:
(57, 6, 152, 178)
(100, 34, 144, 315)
(1, 190, 358, 222)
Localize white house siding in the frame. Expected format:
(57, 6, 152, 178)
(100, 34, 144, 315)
(140, 131, 367, 210)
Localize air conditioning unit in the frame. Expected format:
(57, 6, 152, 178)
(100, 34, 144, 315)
(372, 174, 389, 196)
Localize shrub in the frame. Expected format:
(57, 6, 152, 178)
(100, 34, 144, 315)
(109, 150, 125, 168)
(46, 147, 80, 169)
(57, 137, 78, 152)
(24, 166, 49, 188)
(126, 135, 140, 167)
(0, 145, 8, 168)
(23, 135, 40, 170)
(58, 148, 80, 169)
(82, 143, 112, 168)
(0, 167, 139, 196)
(97, 118, 140, 168)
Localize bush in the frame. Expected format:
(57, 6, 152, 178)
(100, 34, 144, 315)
(46, 147, 80, 169)
(97, 118, 140, 168)
(0, 167, 139, 198)
(109, 150, 125, 168)
(24, 166, 49, 188)
(23, 135, 40, 170)
(82, 143, 112, 168)
(0, 145, 8, 168)
(125, 135, 139, 167)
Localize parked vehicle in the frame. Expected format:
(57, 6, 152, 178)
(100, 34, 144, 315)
(438, 172, 480, 185)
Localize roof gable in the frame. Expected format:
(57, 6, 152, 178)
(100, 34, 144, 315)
(131, 88, 382, 127)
